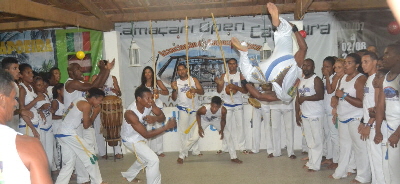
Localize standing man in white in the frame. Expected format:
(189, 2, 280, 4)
(358, 51, 385, 184)
(121, 86, 177, 183)
(171, 63, 204, 156)
(295, 58, 324, 172)
(215, 58, 248, 154)
(177, 96, 242, 164)
(0, 69, 52, 184)
(375, 44, 400, 184)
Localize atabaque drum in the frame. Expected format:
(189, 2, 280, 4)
(100, 96, 123, 146)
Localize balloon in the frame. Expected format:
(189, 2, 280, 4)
(388, 21, 400, 35)
(76, 51, 85, 60)
(299, 30, 307, 38)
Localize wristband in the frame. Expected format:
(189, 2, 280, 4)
(341, 93, 348, 99)
(292, 25, 299, 33)
(241, 79, 248, 86)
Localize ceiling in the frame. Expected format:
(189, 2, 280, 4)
(0, 0, 389, 32)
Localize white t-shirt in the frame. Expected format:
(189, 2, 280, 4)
(121, 101, 152, 143)
(383, 73, 400, 129)
(298, 74, 324, 118)
(337, 73, 364, 120)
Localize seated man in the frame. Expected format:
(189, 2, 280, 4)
(231, 2, 307, 102)
(177, 96, 242, 164)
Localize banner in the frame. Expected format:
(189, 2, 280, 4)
(0, 30, 57, 73)
(115, 12, 336, 106)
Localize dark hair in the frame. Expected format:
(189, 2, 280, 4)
(1, 57, 19, 69)
(134, 86, 151, 99)
(0, 69, 14, 96)
(177, 63, 187, 69)
(19, 63, 32, 73)
(323, 56, 336, 66)
(386, 43, 400, 56)
(141, 66, 154, 87)
(363, 51, 378, 61)
(33, 76, 43, 84)
(87, 88, 105, 98)
(304, 58, 315, 67)
(211, 96, 222, 105)
(49, 67, 60, 79)
(227, 58, 238, 64)
(52, 83, 64, 99)
(346, 53, 364, 74)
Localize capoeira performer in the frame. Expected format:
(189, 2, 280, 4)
(375, 44, 400, 184)
(295, 59, 324, 172)
(215, 58, 248, 154)
(320, 56, 340, 168)
(18, 63, 43, 138)
(92, 70, 124, 159)
(1, 57, 29, 131)
(0, 69, 52, 184)
(51, 83, 65, 173)
(140, 66, 169, 157)
(231, 2, 307, 102)
(33, 76, 54, 171)
(171, 63, 204, 156)
(54, 88, 107, 184)
(64, 60, 113, 184)
(121, 86, 177, 183)
(358, 51, 386, 184)
(177, 96, 242, 164)
(330, 53, 371, 183)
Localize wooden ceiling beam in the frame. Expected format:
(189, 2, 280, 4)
(294, 0, 313, 20)
(77, 0, 113, 26)
(0, 0, 113, 31)
(109, 0, 388, 22)
(0, 20, 64, 32)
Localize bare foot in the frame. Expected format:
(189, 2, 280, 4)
(157, 153, 166, 157)
(308, 169, 316, 172)
(289, 155, 297, 159)
(321, 159, 333, 165)
(102, 155, 108, 159)
(327, 163, 338, 169)
(303, 165, 309, 169)
(301, 157, 309, 161)
(328, 175, 335, 179)
(196, 153, 203, 156)
(248, 151, 255, 154)
(267, 2, 280, 27)
(347, 172, 354, 176)
(301, 151, 308, 155)
(231, 158, 243, 164)
(267, 153, 274, 158)
(216, 150, 223, 155)
(115, 154, 123, 159)
(231, 37, 248, 52)
(242, 150, 250, 155)
(132, 178, 141, 183)
(351, 179, 361, 183)
(177, 158, 184, 164)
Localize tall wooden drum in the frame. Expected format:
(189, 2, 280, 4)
(100, 96, 123, 146)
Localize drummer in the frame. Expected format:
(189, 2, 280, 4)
(139, 66, 169, 157)
(215, 58, 248, 154)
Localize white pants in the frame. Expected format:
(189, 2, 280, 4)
(78, 127, 99, 183)
(386, 126, 400, 184)
(302, 116, 323, 170)
(260, 106, 274, 154)
(333, 119, 371, 183)
(250, 107, 261, 153)
(56, 134, 103, 184)
(323, 113, 339, 163)
(40, 125, 54, 171)
(179, 120, 237, 159)
(300, 126, 308, 152)
(122, 141, 161, 184)
(270, 109, 295, 157)
(147, 122, 164, 155)
(223, 104, 245, 151)
(94, 116, 122, 156)
(367, 126, 386, 184)
(178, 110, 200, 155)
